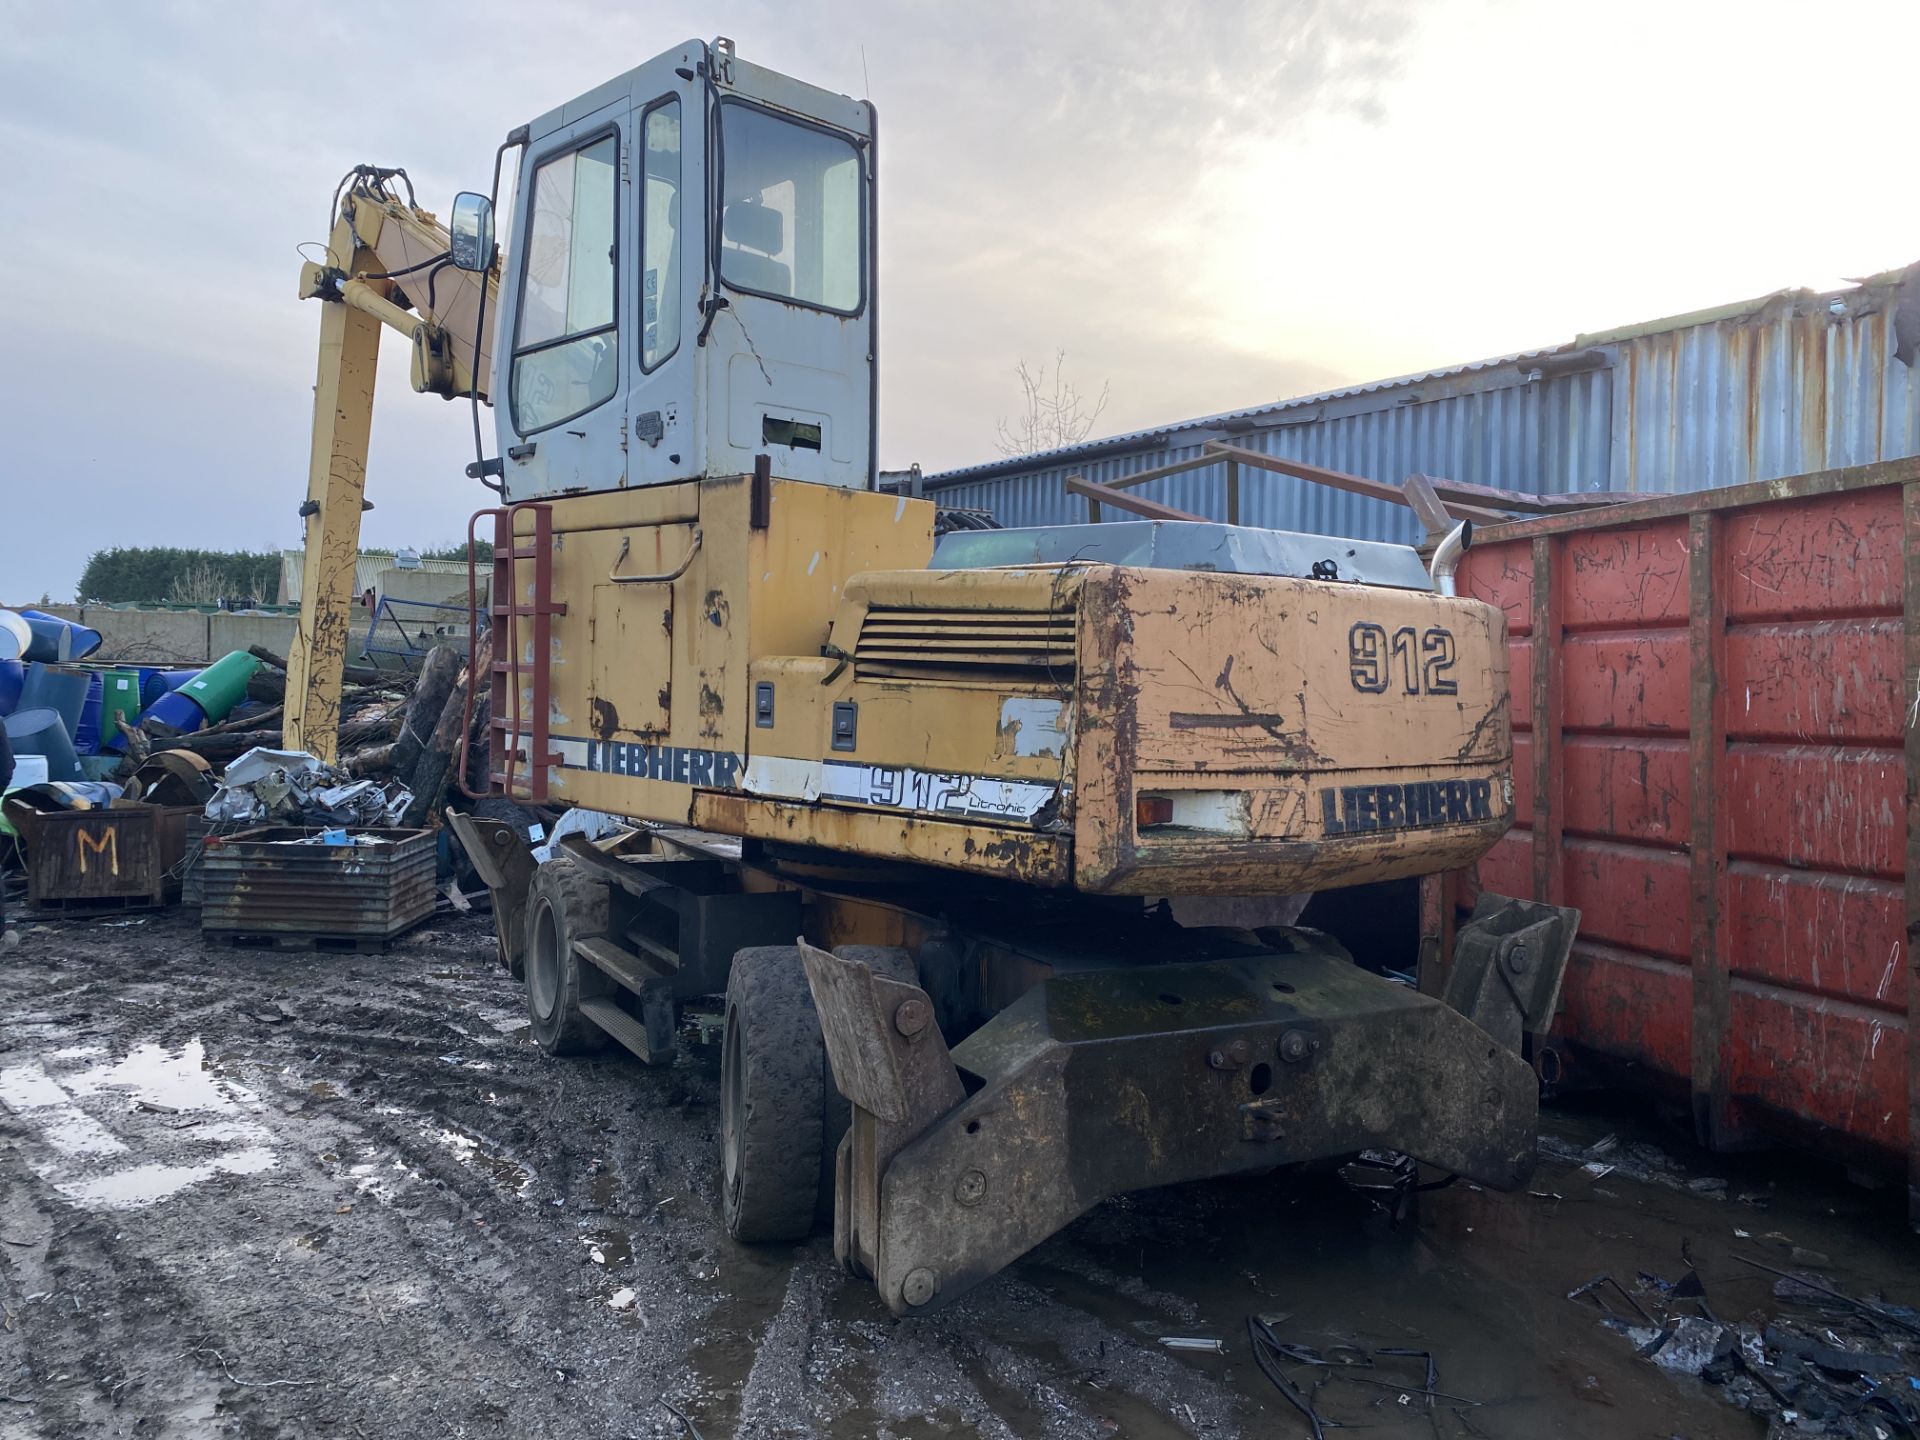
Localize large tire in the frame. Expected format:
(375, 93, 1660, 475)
(722, 946, 829, 1243)
(524, 859, 615, 1056)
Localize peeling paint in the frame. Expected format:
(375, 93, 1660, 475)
(998, 697, 1069, 758)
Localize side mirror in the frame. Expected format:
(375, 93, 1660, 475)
(449, 192, 494, 273)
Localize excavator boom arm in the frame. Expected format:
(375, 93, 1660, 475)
(284, 175, 498, 759)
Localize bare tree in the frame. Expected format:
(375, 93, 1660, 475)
(994, 350, 1110, 458)
(169, 559, 234, 606)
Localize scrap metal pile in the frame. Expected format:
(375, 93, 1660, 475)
(204, 748, 412, 827)
(0, 608, 510, 943)
(1572, 1253, 1920, 1437)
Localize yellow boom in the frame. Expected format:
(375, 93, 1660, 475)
(283, 169, 497, 758)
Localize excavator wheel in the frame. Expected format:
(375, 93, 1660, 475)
(524, 859, 615, 1057)
(721, 946, 831, 1243)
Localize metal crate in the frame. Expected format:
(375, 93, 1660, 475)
(199, 826, 437, 949)
(180, 813, 250, 907)
(20, 803, 198, 912)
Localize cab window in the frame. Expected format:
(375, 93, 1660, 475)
(641, 98, 682, 372)
(512, 132, 618, 433)
(718, 102, 862, 314)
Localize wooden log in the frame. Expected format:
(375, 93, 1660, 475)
(113, 716, 151, 768)
(385, 645, 463, 780)
(343, 741, 402, 777)
(249, 668, 403, 706)
(247, 644, 385, 689)
(404, 637, 489, 827)
(151, 714, 390, 764)
(464, 684, 491, 792)
(197, 704, 283, 738)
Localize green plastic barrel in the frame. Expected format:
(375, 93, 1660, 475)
(98, 668, 141, 751)
(178, 650, 261, 724)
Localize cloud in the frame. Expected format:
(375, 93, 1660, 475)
(4, 0, 1918, 604)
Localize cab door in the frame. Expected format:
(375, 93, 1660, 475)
(706, 61, 875, 490)
(499, 101, 629, 497)
(626, 85, 702, 486)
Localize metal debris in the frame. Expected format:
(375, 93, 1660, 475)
(1575, 1258, 1920, 1436)
(1245, 1317, 1477, 1436)
(205, 747, 409, 827)
(1569, 1273, 1656, 1326)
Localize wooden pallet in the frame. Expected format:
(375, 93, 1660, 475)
(205, 929, 408, 954)
(32, 893, 165, 915)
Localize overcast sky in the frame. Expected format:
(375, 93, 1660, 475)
(4, 0, 1918, 603)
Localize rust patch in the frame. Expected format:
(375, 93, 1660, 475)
(703, 589, 730, 629)
(698, 684, 724, 718)
(977, 834, 1058, 885)
(590, 697, 619, 741)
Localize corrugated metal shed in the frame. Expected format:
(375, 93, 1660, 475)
(924, 264, 1920, 539)
(277, 551, 472, 605)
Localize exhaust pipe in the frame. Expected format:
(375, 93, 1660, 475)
(1429, 520, 1472, 597)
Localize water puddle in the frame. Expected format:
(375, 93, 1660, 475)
(0, 1038, 279, 1212)
(56, 1147, 279, 1210)
(588, 1167, 620, 1210)
(64, 1039, 258, 1112)
(1029, 1100, 1920, 1438)
(348, 1155, 413, 1202)
(434, 1124, 531, 1193)
(0, 1065, 131, 1158)
(582, 1228, 634, 1268)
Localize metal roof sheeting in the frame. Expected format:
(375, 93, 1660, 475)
(277, 551, 472, 605)
(925, 265, 1920, 540)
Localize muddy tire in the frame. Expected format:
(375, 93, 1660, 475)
(722, 946, 828, 1243)
(524, 859, 614, 1057)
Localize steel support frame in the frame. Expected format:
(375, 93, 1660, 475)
(1688, 509, 1744, 1149)
(1529, 534, 1566, 906)
(1904, 480, 1920, 1227)
(806, 941, 1543, 1316)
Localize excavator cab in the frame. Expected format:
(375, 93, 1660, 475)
(475, 36, 875, 500)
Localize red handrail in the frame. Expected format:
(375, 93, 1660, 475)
(456, 502, 565, 803)
(454, 506, 501, 803)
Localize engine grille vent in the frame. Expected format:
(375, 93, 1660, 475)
(853, 605, 1075, 683)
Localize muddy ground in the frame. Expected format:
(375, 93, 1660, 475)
(3, 908, 1918, 1439)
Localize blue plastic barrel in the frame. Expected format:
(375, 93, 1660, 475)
(0, 660, 21, 718)
(138, 688, 208, 737)
(0, 612, 28, 662)
(140, 667, 201, 708)
(5, 707, 83, 783)
(73, 671, 105, 754)
(18, 663, 89, 739)
(22, 617, 71, 665)
(21, 610, 102, 662)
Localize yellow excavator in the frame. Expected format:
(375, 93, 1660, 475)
(286, 37, 1577, 1315)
